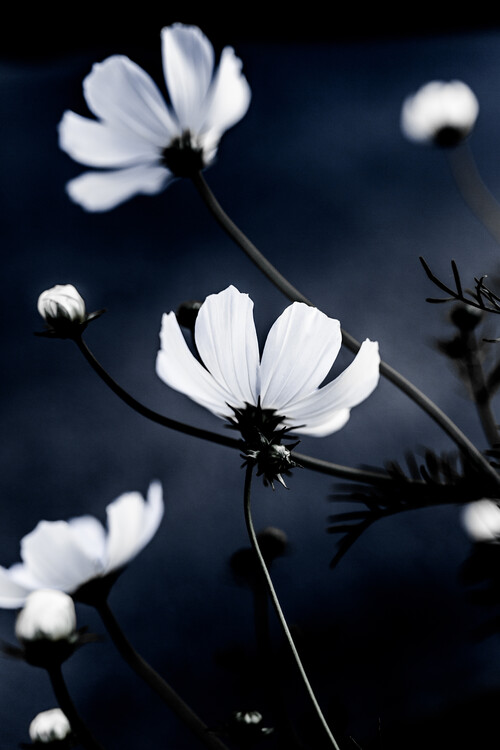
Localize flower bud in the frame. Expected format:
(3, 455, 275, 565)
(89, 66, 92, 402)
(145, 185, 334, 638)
(462, 499, 500, 542)
(16, 589, 77, 644)
(29, 708, 71, 744)
(37, 284, 86, 325)
(401, 80, 479, 147)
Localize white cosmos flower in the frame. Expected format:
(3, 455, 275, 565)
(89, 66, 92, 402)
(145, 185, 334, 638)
(401, 80, 478, 147)
(462, 498, 500, 543)
(0, 482, 163, 608)
(58, 23, 251, 211)
(29, 708, 71, 743)
(156, 286, 380, 438)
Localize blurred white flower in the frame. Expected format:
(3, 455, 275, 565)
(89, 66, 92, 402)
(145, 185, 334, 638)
(401, 80, 478, 147)
(156, 286, 380, 438)
(29, 708, 71, 743)
(37, 284, 86, 324)
(58, 23, 251, 211)
(462, 498, 500, 542)
(16, 590, 77, 643)
(0, 482, 163, 608)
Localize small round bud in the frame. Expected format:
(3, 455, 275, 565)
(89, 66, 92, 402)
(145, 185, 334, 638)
(256, 527, 288, 561)
(176, 299, 202, 331)
(462, 499, 500, 542)
(449, 303, 483, 332)
(16, 590, 77, 644)
(37, 285, 86, 325)
(234, 710, 263, 725)
(401, 80, 478, 147)
(29, 708, 71, 744)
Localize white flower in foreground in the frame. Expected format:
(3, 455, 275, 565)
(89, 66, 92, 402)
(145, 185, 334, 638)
(29, 708, 71, 744)
(401, 80, 478, 147)
(0, 482, 163, 608)
(16, 590, 77, 643)
(37, 284, 86, 324)
(462, 498, 500, 542)
(156, 286, 380, 439)
(58, 23, 251, 211)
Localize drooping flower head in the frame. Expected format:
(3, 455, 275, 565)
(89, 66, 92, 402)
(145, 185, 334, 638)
(0, 482, 163, 608)
(156, 286, 380, 483)
(58, 23, 251, 211)
(401, 80, 479, 147)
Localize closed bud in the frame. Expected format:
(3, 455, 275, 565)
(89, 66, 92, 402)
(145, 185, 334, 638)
(16, 590, 77, 644)
(37, 285, 86, 325)
(401, 80, 479, 147)
(29, 708, 71, 744)
(462, 499, 500, 543)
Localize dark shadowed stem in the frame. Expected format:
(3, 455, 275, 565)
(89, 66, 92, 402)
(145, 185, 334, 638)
(446, 142, 500, 246)
(74, 334, 397, 486)
(462, 329, 500, 448)
(192, 172, 500, 488)
(243, 464, 341, 750)
(95, 599, 231, 750)
(48, 664, 106, 750)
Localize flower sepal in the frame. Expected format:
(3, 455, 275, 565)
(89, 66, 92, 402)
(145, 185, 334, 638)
(242, 435, 300, 490)
(35, 308, 105, 340)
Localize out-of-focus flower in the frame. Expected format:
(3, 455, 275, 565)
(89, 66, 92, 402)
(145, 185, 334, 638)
(16, 590, 77, 643)
(29, 708, 71, 744)
(58, 23, 251, 211)
(401, 80, 478, 147)
(462, 498, 500, 542)
(156, 285, 380, 439)
(0, 482, 163, 608)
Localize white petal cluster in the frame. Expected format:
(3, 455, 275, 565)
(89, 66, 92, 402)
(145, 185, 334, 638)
(401, 80, 478, 145)
(29, 708, 71, 743)
(462, 498, 500, 542)
(58, 23, 251, 211)
(15, 590, 76, 643)
(37, 284, 86, 324)
(156, 286, 380, 438)
(0, 482, 163, 608)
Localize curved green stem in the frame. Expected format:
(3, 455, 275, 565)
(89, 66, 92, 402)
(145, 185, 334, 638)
(47, 664, 106, 750)
(95, 599, 230, 750)
(192, 172, 500, 488)
(243, 464, 341, 750)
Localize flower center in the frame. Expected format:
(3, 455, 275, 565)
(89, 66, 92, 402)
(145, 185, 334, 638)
(162, 131, 205, 176)
(230, 403, 300, 488)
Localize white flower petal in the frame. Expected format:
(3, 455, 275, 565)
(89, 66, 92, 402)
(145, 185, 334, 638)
(162, 24, 214, 132)
(194, 286, 260, 409)
(0, 567, 32, 608)
(59, 111, 161, 168)
(201, 46, 251, 144)
(260, 303, 341, 411)
(20, 521, 98, 592)
(67, 516, 107, 567)
(104, 484, 163, 573)
(286, 408, 351, 437)
(65, 164, 173, 212)
(462, 499, 500, 542)
(284, 340, 380, 436)
(83, 55, 178, 145)
(156, 311, 235, 418)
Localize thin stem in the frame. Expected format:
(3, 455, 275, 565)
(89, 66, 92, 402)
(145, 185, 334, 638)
(243, 464, 341, 750)
(462, 328, 500, 448)
(446, 141, 500, 247)
(95, 599, 230, 750)
(192, 172, 500, 488)
(47, 664, 106, 750)
(74, 334, 398, 485)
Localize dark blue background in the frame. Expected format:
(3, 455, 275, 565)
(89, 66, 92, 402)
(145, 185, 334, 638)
(2, 14, 500, 748)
